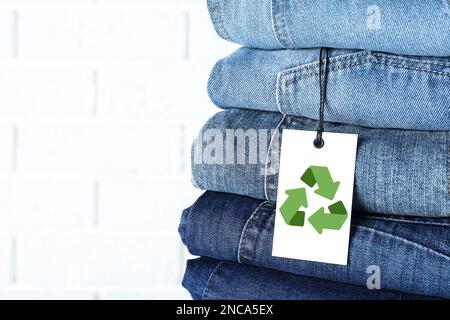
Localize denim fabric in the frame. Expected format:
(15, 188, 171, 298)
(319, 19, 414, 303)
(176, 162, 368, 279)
(183, 257, 439, 300)
(192, 109, 450, 217)
(179, 191, 450, 299)
(208, 48, 450, 130)
(207, 0, 450, 56)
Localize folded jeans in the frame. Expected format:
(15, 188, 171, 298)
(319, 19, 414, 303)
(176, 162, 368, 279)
(207, 0, 450, 56)
(208, 48, 450, 130)
(192, 109, 450, 217)
(179, 191, 450, 299)
(183, 257, 439, 300)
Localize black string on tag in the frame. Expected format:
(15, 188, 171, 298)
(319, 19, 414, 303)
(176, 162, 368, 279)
(313, 47, 329, 149)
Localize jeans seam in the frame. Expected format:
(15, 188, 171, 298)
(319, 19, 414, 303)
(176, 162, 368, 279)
(280, 50, 450, 85)
(282, 51, 370, 77)
(264, 115, 286, 201)
(447, 131, 450, 202)
(284, 59, 450, 86)
(284, 51, 450, 76)
(354, 225, 450, 261)
(238, 201, 271, 264)
(362, 215, 450, 227)
(202, 260, 225, 300)
(272, 0, 290, 48)
(276, 72, 286, 114)
(238, 202, 264, 263)
(370, 52, 450, 68)
(271, 0, 285, 48)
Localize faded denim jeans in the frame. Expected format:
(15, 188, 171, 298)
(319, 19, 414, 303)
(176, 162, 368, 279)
(192, 109, 450, 217)
(208, 48, 450, 130)
(208, 0, 450, 56)
(179, 191, 450, 299)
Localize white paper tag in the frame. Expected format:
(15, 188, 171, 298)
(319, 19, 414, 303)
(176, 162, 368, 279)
(272, 130, 358, 265)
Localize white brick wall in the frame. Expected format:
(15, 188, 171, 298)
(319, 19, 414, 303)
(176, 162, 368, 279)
(0, 11, 15, 59)
(0, 0, 238, 300)
(0, 68, 95, 116)
(98, 65, 212, 117)
(19, 8, 188, 60)
(0, 124, 14, 172)
(0, 178, 95, 228)
(0, 237, 13, 285)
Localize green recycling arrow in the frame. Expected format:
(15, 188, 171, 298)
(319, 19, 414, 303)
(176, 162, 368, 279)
(279, 188, 308, 226)
(301, 166, 340, 200)
(308, 201, 348, 234)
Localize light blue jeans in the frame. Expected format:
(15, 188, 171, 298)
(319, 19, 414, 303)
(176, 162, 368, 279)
(184, 257, 439, 300)
(179, 191, 450, 299)
(192, 109, 450, 217)
(208, 48, 450, 130)
(208, 0, 450, 56)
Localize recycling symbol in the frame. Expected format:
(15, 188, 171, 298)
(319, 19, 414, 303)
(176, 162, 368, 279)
(279, 166, 348, 234)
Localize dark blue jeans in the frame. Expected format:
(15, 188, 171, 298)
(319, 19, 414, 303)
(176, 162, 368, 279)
(184, 257, 438, 300)
(179, 191, 450, 299)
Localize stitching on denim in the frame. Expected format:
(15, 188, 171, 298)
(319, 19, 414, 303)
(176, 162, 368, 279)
(238, 201, 267, 263)
(276, 72, 287, 114)
(264, 115, 286, 201)
(280, 51, 450, 85)
(297, 60, 450, 81)
(275, 0, 289, 48)
(271, 0, 285, 48)
(284, 59, 450, 86)
(363, 215, 450, 227)
(278, 0, 287, 47)
(354, 225, 450, 261)
(369, 56, 450, 71)
(238, 207, 257, 264)
(202, 260, 225, 300)
(207, 0, 232, 42)
(281, 51, 450, 78)
(281, 51, 372, 77)
(238, 200, 270, 264)
(248, 202, 276, 262)
(447, 131, 450, 202)
(371, 52, 450, 68)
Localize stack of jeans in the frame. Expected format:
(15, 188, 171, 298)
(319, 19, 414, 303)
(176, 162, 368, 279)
(180, 0, 450, 300)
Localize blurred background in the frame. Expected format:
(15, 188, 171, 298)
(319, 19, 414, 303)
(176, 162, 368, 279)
(0, 0, 236, 299)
